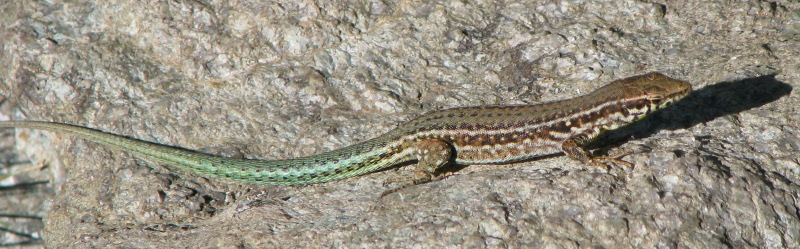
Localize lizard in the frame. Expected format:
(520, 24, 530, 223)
(0, 72, 692, 185)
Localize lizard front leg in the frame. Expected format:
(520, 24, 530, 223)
(561, 134, 634, 169)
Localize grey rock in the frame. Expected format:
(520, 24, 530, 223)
(1, 0, 798, 248)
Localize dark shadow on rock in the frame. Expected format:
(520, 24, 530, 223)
(597, 74, 794, 147)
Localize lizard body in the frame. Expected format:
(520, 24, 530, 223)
(0, 72, 692, 184)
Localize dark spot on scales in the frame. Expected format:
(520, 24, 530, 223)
(576, 114, 591, 125)
(602, 106, 613, 117)
(552, 122, 571, 133)
(479, 135, 495, 146)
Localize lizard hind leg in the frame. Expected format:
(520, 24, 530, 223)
(411, 139, 454, 184)
(381, 139, 453, 196)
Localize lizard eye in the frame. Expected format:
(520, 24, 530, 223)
(622, 102, 634, 110)
(622, 102, 638, 111)
(650, 96, 664, 106)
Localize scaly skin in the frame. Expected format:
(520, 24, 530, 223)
(0, 72, 692, 184)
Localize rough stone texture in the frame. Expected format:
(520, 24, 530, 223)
(1, 0, 798, 248)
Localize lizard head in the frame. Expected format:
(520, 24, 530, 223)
(628, 72, 693, 110)
(593, 72, 693, 125)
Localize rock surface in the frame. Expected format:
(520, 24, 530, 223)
(1, 0, 798, 248)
